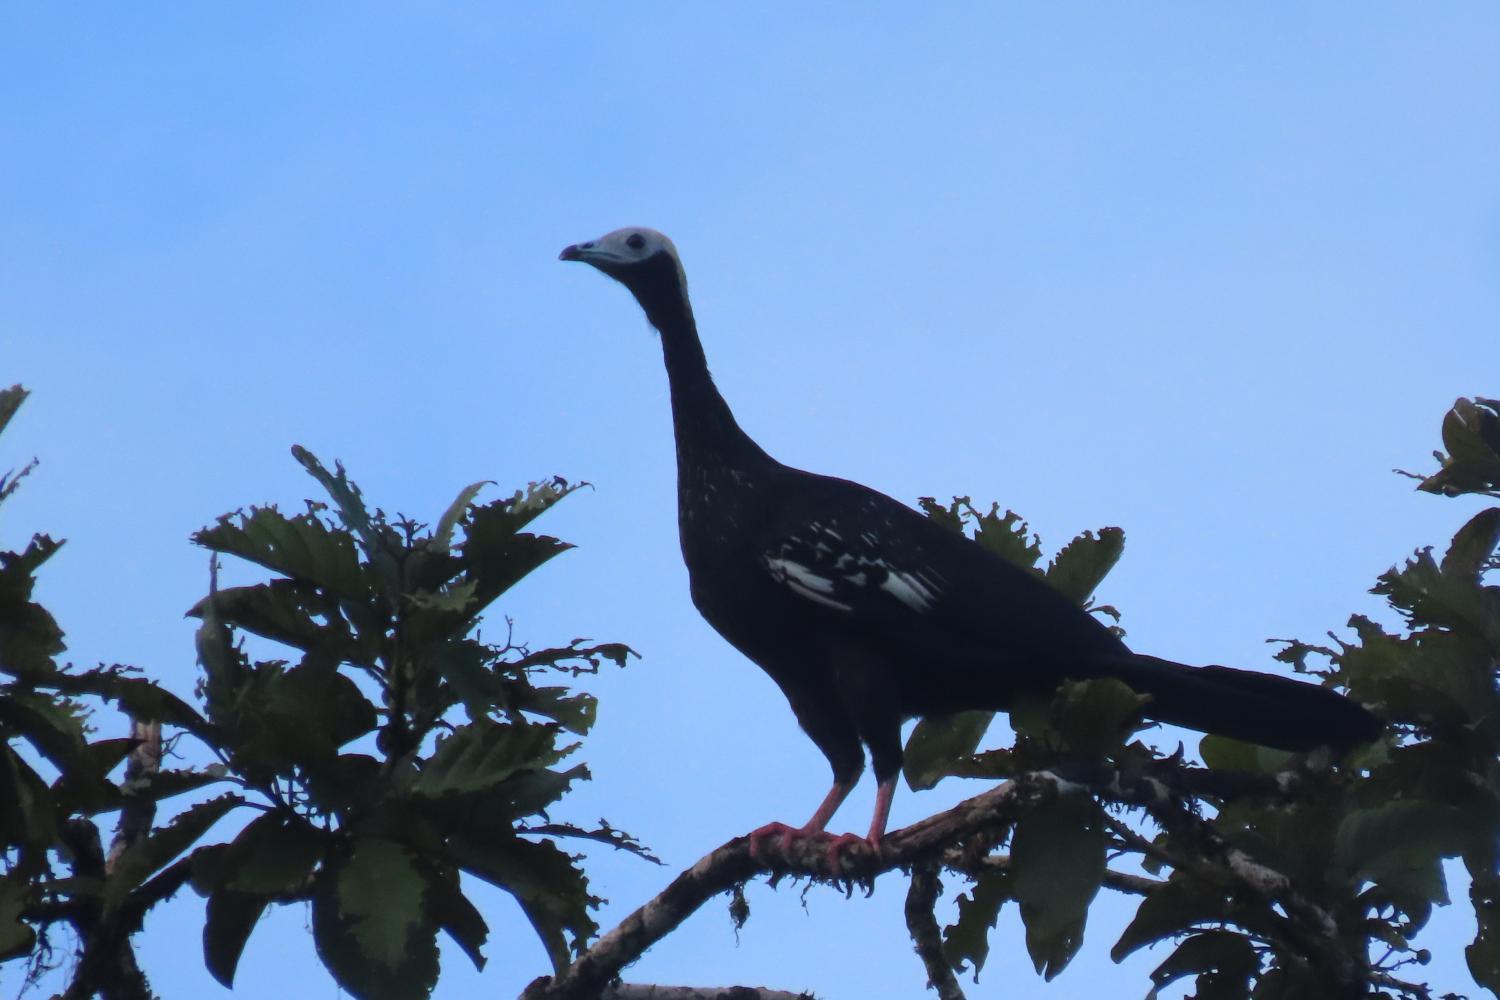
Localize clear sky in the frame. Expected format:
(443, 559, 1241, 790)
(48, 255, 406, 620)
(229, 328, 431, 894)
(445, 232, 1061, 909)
(4, 6, 1499, 999)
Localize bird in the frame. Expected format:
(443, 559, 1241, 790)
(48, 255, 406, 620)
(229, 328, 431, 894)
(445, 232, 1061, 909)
(559, 227, 1382, 863)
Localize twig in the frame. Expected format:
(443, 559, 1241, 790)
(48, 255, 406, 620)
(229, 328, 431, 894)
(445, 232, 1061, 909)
(905, 863, 965, 1000)
(107, 719, 162, 872)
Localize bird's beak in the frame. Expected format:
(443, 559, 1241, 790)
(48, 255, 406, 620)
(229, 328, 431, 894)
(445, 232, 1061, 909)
(558, 243, 585, 262)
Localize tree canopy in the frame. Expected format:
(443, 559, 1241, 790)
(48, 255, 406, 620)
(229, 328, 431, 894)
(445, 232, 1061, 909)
(4, 386, 1499, 999)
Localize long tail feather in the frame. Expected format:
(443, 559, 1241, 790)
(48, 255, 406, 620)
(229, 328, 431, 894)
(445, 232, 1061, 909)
(1106, 654, 1381, 753)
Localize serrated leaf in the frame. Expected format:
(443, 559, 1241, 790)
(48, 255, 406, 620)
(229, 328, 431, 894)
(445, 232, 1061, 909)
(188, 581, 365, 664)
(448, 832, 598, 974)
(1012, 793, 1104, 979)
(194, 508, 367, 599)
(903, 711, 994, 791)
(203, 888, 270, 988)
(312, 837, 439, 1000)
(412, 722, 567, 800)
(942, 867, 1011, 978)
(523, 687, 597, 735)
(103, 794, 243, 914)
(1045, 527, 1125, 605)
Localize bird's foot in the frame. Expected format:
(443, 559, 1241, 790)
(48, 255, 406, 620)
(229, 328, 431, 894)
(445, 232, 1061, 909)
(747, 822, 809, 861)
(823, 831, 879, 873)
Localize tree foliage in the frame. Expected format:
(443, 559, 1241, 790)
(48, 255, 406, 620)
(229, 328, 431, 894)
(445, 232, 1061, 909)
(0, 384, 639, 999)
(4, 388, 1500, 1000)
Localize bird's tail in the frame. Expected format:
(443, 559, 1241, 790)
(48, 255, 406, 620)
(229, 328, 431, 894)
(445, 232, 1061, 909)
(1103, 653, 1382, 753)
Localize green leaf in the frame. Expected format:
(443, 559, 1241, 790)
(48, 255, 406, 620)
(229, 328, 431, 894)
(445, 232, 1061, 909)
(103, 794, 243, 913)
(312, 837, 439, 1000)
(194, 507, 367, 599)
(1199, 735, 1293, 774)
(1113, 874, 1277, 963)
(449, 832, 598, 974)
(0, 875, 36, 961)
(434, 639, 503, 722)
(0, 385, 28, 438)
(1468, 873, 1500, 992)
(433, 481, 492, 553)
(412, 721, 569, 800)
(1444, 508, 1500, 582)
(423, 867, 488, 971)
(214, 811, 326, 895)
(1334, 800, 1478, 902)
(523, 686, 597, 735)
(1419, 398, 1500, 496)
(1045, 527, 1125, 605)
(290, 447, 380, 554)
(903, 710, 994, 791)
(1012, 793, 1104, 979)
(1147, 930, 1258, 999)
(1048, 678, 1150, 756)
(942, 866, 1011, 978)
(203, 889, 270, 988)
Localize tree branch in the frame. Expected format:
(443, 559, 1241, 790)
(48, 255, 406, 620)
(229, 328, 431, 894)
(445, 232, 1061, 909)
(905, 863, 965, 1000)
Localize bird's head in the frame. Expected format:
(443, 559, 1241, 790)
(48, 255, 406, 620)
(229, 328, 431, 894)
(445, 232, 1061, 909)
(559, 227, 689, 320)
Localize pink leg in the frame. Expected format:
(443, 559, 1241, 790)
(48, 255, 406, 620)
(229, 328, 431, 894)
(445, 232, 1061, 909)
(825, 776, 897, 871)
(748, 780, 854, 860)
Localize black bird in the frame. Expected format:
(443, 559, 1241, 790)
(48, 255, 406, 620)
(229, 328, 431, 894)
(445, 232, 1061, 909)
(560, 227, 1381, 859)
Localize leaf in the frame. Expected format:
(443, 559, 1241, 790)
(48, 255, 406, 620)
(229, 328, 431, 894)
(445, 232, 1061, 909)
(194, 508, 367, 600)
(1334, 800, 1479, 902)
(214, 811, 326, 895)
(423, 866, 488, 971)
(312, 837, 439, 1000)
(1418, 398, 1500, 496)
(203, 889, 270, 988)
(942, 866, 1011, 978)
(1048, 678, 1150, 756)
(1199, 735, 1293, 774)
(1045, 527, 1125, 605)
(0, 875, 36, 961)
(412, 721, 568, 800)
(1113, 874, 1277, 963)
(1011, 793, 1105, 979)
(434, 639, 503, 722)
(0, 385, 28, 438)
(448, 832, 598, 974)
(523, 686, 597, 735)
(103, 794, 244, 913)
(290, 447, 380, 554)
(1147, 930, 1259, 999)
(903, 710, 995, 791)
(433, 481, 492, 553)
(1468, 874, 1500, 993)
(1443, 508, 1500, 582)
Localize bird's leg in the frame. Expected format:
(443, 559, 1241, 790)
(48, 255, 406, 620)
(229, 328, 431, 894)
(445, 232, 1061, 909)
(824, 775, 896, 871)
(747, 779, 854, 860)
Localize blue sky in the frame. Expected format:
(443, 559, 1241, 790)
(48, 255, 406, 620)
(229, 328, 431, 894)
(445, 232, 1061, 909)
(4, 6, 1499, 998)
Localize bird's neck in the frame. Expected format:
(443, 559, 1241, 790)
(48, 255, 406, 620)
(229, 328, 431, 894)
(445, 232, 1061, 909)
(636, 274, 771, 472)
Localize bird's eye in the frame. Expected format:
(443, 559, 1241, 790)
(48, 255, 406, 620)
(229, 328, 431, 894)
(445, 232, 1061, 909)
(625, 233, 646, 250)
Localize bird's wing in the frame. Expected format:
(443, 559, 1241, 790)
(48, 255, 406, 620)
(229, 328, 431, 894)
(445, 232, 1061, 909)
(752, 473, 1125, 662)
(755, 489, 959, 623)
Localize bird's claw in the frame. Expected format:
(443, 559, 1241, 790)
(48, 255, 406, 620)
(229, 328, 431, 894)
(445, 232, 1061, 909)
(747, 822, 802, 861)
(823, 832, 878, 872)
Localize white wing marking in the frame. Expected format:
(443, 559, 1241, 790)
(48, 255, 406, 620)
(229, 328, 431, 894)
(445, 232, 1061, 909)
(765, 556, 854, 612)
(879, 568, 939, 612)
